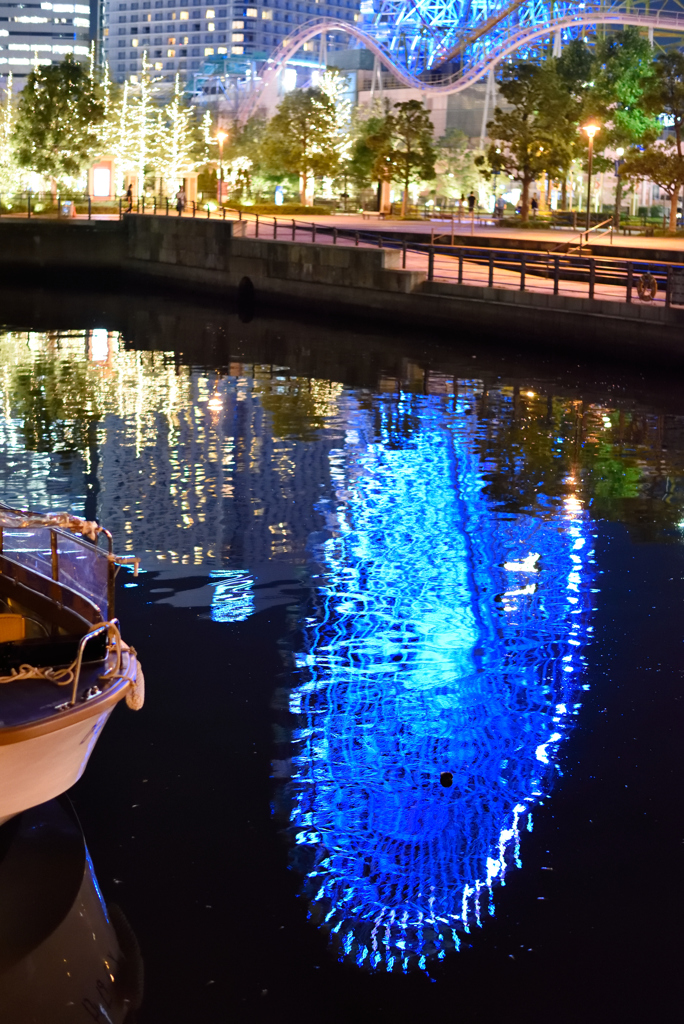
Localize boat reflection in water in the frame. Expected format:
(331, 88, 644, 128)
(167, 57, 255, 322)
(0, 799, 142, 1023)
(288, 393, 593, 971)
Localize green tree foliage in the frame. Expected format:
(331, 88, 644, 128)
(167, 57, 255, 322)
(367, 99, 436, 213)
(15, 54, 104, 184)
(335, 104, 388, 192)
(621, 51, 684, 230)
(478, 62, 572, 220)
(260, 86, 342, 204)
(434, 127, 481, 200)
(587, 27, 659, 221)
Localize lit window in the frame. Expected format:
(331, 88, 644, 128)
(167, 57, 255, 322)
(205, 8, 215, 16)
(168, 35, 175, 42)
(179, 9, 188, 18)
(303, 41, 313, 50)
(261, 8, 271, 16)
(204, 46, 214, 54)
(171, 10, 176, 16)
(207, 20, 214, 29)
(217, 45, 227, 52)
(231, 44, 243, 53)
(231, 32, 243, 40)
(154, 60, 163, 68)
(183, 35, 188, 43)
(167, 47, 175, 55)
(245, 7, 257, 16)
(232, 19, 243, 26)
(132, 37, 139, 44)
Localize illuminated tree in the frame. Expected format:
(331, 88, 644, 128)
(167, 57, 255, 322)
(260, 86, 343, 204)
(154, 74, 201, 193)
(14, 54, 105, 184)
(478, 62, 571, 221)
(0, 73, 20, 192)
(622, 51, 684, 230)
(366, 99, 436, 215)
(434, 128, 481, 202)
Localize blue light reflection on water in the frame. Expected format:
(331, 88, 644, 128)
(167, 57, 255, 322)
(288, 392, 593, 971)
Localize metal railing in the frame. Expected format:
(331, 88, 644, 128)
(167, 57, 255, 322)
(222, 212, 684, 309)
(3, 197, 681, 310)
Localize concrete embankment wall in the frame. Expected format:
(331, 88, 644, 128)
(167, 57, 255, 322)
(1, 216, 684, 360)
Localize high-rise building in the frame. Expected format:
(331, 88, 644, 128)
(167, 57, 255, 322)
(0, 0, 92, 80)
(103, 0, 359, 86)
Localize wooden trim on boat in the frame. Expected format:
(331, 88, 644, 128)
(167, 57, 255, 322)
(0, 673, 132, 745)
(0, 554, 103, 626)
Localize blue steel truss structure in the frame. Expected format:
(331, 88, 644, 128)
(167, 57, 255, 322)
(360, 0, 574, 75)
(287, 390, 594, 971)
(242, 1, 684, 117)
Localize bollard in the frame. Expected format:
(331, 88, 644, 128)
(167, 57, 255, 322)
(238, 209, 242, 220)
(428, 246, 434, 281)
(256, 213, 259, 237)
(119, 197, 122, 219)
(553, 255, 560, 295)
(402, 235, 407, 268)
(520, 255, 526, 291)
(312, 223, 316, 243)
(626, 262, 633, 303)
(223, 207, 226, 221)
(292, 218, 295, 241)
(333, 227, 337, 245)
(273, 216, 277, 239)
(207, 204, 210, 219)
(378, 234, 383, 248)
(88, 193, 91, 220)
(355, 231, 359, 247)
(666, 266, 672, 308)
(27, 192, 31, 219)
(458, 251, 463, 284)
(589, 259, 595, 300)
(166, 197, 169, 216)
(488, 251, 494, 288)
(142, 196, 145, 215)
(153, 197, 157, 215)
(192, 200, 196, 218)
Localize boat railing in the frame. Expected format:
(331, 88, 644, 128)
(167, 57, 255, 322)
(64, 619, 124, 707)
(0, 507, 136, 621)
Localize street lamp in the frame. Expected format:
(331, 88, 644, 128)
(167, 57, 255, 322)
(216, 129, 227, 204)
(581, 122, 600, 233)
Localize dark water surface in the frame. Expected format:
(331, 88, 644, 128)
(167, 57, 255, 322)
(0, 288, 682, 1023)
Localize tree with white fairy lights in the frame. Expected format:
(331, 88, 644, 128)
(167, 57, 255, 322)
(153, 74, 202, 194)
(0, 73, 20, 192)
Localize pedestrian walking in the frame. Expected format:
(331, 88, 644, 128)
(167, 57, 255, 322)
(467, 190, 476, 213)
(531, 194, 539, 219)
(125, 183, 133, 214)
(495, 194, 505, 220)
(176, 186, 186, 216)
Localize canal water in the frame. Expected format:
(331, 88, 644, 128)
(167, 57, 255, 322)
(0, 287, 681, 1023)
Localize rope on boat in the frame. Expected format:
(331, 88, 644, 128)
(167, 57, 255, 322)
(0, 629, 145, 710)
(0, 508, 103, 542)
(0, 663, 75, 686)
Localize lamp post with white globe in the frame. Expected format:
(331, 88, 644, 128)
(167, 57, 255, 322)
(582, 122, 600, 233)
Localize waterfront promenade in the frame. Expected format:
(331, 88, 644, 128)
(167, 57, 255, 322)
(2, 213, 684, 358)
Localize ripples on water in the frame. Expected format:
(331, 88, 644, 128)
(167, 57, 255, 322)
(1, 323, 683, 1002)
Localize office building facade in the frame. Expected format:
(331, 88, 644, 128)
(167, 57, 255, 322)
(103, 0, 359, 85)
(0, 0, 92, 79)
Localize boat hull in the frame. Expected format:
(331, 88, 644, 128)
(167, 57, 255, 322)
(0, 651, 139, 826)
(0, 706, 113, 826)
